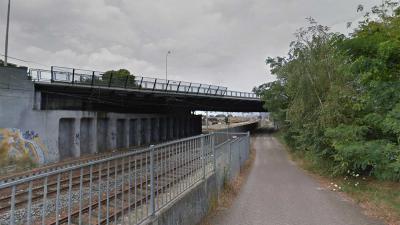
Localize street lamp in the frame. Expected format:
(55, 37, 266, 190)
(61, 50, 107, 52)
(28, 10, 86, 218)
(4, 0, 11, 66)
(165, 50, 171, 80)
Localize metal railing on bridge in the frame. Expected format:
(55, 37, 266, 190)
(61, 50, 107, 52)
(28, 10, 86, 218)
(0, 132, 250, 225)
(29, 66, 260, 99)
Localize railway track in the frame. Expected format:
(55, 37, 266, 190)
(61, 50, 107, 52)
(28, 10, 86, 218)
(0, 142, 202, 211)
(50, 150, 202, 225)
(0, 152, 150, 214)
(0, 143, 161, 185)
(0, 136, 214, 225)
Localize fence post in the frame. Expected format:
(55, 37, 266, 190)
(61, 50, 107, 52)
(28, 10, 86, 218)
(201, 135, 205, 179)
(239, 137, 242, 169)
(150, 145, 156, 216)
(124, 74, 129, 88)
(71, 68, 75, 84)
(10, 185, 15, 225)
(108, 72, 113, 87)
(211, 132, 216, 172)
(229, 138, 232, 168)
(50, 66, 54, 82)
(247, 131, 250, 159)
(91, 71, 95, 86)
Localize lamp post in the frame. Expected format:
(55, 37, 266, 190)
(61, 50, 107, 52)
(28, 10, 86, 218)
(4, 0, 11, 66)
(165, 50, 171, 80)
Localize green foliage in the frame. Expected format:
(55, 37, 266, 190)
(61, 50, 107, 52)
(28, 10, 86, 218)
(86, 69, 137, 87)
(103, 69, 137, 87)
(260, 2, 400, 181)
(254, 81, 288, 128)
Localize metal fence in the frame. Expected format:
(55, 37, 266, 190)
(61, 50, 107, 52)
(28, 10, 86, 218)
(0, 132, 250, 225)
(29, 66, 260, 99)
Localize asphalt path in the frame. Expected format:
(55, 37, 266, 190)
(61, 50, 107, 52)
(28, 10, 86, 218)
(209, 133, 384, 225)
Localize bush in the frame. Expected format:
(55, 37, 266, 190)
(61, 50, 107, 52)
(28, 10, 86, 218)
(260, 2, 400, 181)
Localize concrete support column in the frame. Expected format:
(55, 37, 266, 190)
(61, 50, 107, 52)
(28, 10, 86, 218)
(33, 90, 41, 110)
(172, 117, 177, 139)
(73, 119, 80, 157)
(92, 119, 98, 153)
(172, 118, 176, 139)
(158, 117, 163, 142)
(161, 117, 167, 141)
(181, 117, 186, 137)
(190, 116, 200, 135)
(168, 117, 174, 140)
(116, 119, 127, 149)
(79, 118, 96, 155)
(136, 119, 142, 146)
(58, 118, 79, 160)
(185, 117, 190, 136)
(187, 117, 191, 136)
(180, 117, 185, 138)
(124, 119, 130, 148)
(128, 119, 135, 147)
(186, 117, 191, 137)
(176, 118, 181, 138)
(108, 118, 117, 150)
(145, 118, 151, 145)
(195, 116, 199, 134)
(198, 116, 203, 134)
(191, 117, 196, 135)
(96, 118, 107, 153)
(152, 117, 160, 142)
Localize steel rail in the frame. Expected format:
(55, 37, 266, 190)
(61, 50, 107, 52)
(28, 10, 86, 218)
(0, 132, 248, 225)
(0, 142, 202, 213)
(48, 145, 207, 225)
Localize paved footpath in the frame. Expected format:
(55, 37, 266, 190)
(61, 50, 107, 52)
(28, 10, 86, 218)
(209, 133, 384, 225)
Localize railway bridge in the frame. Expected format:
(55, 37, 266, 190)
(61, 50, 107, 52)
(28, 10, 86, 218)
(0, 66, 264, 165)
(0, 65, 264, 225)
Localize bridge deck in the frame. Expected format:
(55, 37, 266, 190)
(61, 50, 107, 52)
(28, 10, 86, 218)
(31, 67, 265, 113)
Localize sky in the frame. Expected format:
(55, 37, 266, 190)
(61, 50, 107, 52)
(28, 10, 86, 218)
(0, 0, 379, 92)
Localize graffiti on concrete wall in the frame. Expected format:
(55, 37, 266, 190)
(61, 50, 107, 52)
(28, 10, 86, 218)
(0, 128, 49, 165)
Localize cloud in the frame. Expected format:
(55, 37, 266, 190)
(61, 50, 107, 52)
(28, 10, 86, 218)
(0, 0, 378, 91)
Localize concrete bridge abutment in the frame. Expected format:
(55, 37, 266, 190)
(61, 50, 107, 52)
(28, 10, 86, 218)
(0, 67, 203, 165)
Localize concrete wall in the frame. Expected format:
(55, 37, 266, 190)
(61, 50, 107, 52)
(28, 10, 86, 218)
(214, 135, 250, 189)
(146, 134, 251, 225)
(0, 67, 202, 165)
(148, 174, 218, 225)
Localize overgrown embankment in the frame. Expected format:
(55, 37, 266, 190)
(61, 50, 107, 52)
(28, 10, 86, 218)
(275, 131, 400, 225)
(255, 1, 400, 184)
(254, 2, 400, 223)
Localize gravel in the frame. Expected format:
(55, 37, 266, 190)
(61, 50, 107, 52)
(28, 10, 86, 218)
(0, 151, 206, 225)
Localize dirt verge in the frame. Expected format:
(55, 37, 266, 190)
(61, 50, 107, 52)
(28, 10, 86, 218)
(199, 141, 256, 225)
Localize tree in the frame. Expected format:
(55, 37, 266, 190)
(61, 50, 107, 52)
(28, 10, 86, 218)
(89, 69, 137, 88)
(329, 1, 400, 179)
(255, 81, 288, 129)
(258, 1, 400, 180)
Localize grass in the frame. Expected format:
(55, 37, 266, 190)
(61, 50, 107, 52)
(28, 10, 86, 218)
(0, 157, 38, 177)
(341, 178, 400, 224)
(274, 131, 400, 225)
